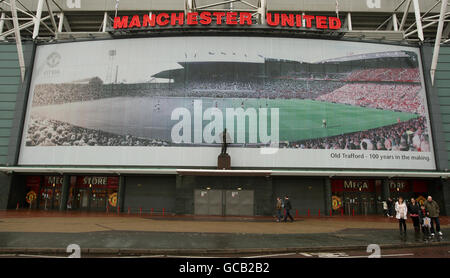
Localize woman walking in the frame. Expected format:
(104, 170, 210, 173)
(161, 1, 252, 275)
(408, 198, 421, 241)
(395, 197, 408, 240)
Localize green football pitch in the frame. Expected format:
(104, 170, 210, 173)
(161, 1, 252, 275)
(225, 98, 419, 142)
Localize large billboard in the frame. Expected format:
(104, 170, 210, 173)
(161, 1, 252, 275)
(19, 36, 436, 169)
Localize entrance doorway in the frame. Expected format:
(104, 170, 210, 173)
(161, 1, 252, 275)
(194, 189, 254, 216)
(194, 189, 223, 215)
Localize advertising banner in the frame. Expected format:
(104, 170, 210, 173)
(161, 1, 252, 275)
(19, 36, 436, 169)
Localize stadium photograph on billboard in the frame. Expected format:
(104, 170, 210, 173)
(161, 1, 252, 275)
(19, 36, 435, 169)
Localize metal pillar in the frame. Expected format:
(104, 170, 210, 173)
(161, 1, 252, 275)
(10, 0, 25, 82)
(0, 13, 5, 40)
(430, 0, 448, 86)
(33, 0, 44, 39)
(412, 0, 424, 41)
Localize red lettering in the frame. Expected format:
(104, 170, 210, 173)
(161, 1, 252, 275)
(213, 12, 226, 25)
(226, 12, 238, 25)
(199, 12, 212, 25)
(303, 15, 314, 28)
(296, 14, 302, 27)
(329, 17, 341, 30)
(171, 12, 184, 26)
(281, 14, 294, 27)
(266, 13, 279, 26)
(187, 12, 198, 25)
(113, 16, 128, 29)
(128, 15, 141, 28)
(142, 14, 156, 27)
(239, 12, 252, 25)
(156, 13, 169, 26)
(316, 16, 327, 29)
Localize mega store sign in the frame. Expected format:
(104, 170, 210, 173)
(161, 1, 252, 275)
(113, 12, 342, 30)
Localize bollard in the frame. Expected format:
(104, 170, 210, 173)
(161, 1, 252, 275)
(140, 207, 142, 216)
(163, 208, 165, 216)
(341, 208, 344, 216)
(308, 209, 310, 217)
(16, 202, 19, 210)
(352, 208, 355, 217)
(296, 210, 298, 218)
(330, 209, 332, 217)
(151, 208, 154, 216)
(318, 209, 321, 217)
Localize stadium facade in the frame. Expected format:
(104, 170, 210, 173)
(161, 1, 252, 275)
(1, 0, 450, 217)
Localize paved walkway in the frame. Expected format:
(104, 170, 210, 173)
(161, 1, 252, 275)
(0, 210, 449, 255)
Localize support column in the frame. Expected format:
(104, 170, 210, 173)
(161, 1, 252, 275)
(324, 178, 332, 215)
(441, 180, 450, 216)
(118, 175, 126, 212)
(382, 179, 390, 201)
(59, 175, 70, 211)
(175, 175, 184, 215)
(0, 174, 13, 210)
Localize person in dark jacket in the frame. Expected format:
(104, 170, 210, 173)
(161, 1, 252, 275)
(408, 198, 421, 241)
(419, 204, 431, 241)
(387, 197, 394, 217)
(283, 196, 294, 222)
(424, 196, 442, 237)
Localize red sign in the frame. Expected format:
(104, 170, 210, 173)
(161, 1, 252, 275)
(113, 12, 341, 30)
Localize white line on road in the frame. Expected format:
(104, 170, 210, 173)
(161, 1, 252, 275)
(165, 255, 225, 259)
(17, 254, 66, 258)
(343, 253, 414, 258)
(242, 253, 297, 258)
(106, 255, 166, 258)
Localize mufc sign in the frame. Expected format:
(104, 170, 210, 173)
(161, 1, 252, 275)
(113, 12, 342, 30)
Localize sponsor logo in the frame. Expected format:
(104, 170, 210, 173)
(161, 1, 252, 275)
(26, 191, 37, 204)
(108, 192, 117, 207)
(46, 52, 61, 68)
(332, 196, 342, 210)
(66, 0, 81, 9)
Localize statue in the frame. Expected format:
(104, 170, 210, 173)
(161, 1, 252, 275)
(221, 128, 228, 155)
(218, 128, 231, 169)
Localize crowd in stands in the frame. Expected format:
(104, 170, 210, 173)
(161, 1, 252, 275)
(290, 116, 430, 152)
(25, 116, 169, 147)
(345, 68, 420, 83)
(32, 79, 346, 106)
(316, 83, 424, 115)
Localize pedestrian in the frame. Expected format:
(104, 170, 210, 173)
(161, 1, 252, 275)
(382, 200, 389, 217)
(395, 196, 408, 239)
(283, 196, 294, 222)
(419, 204, 431, 241)
(424, 196, 443, 238)
(407, 198, 421, 241)
(387, 197, 394, 217)
(275, 197, 283, 222)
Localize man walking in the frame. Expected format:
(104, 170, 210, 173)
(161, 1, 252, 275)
(424, 196, 443, 237)
(275, 197, 283, 222)
(283, 196, 294, 222)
